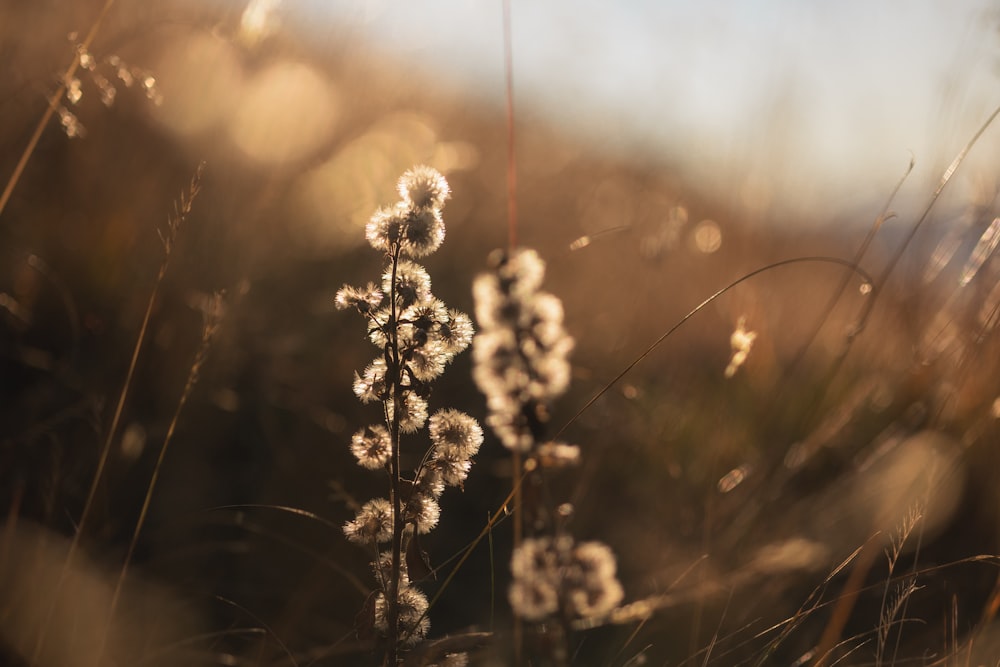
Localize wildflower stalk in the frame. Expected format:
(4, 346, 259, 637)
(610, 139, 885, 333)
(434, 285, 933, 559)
(473, 249, 624, 665)
(337, 166, 479, 666)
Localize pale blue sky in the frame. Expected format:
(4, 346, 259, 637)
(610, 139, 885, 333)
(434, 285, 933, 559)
(290, 1, 999, 218)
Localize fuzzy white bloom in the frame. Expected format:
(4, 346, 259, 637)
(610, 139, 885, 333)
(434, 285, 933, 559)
(398, 165, 450, 211)
(366, 307, 392, 348)
(438, 309, 475, 356)
(334, 282, 383, 313)
(509, 537, 562, 620)
(384, 260, 433, 308)
(343, 498, 393, 544)
(424, 409, 483, 489)
(396, 299, 471, 382)
(350, 425, 391, 470)
(406, 492, 441, 534)
(372, 550, 410, 588)
(374, 584, 430, 646)
(405, 342, 448, 382)
(509, 536, 624, 621)
(400, 299, 450, 341)
(563, 541, 625, 618)
(426, 449, 473, 488)
(385, 391, 428, 433)
(353, 358, 388, 403)
(472, 249, 574, 452)
(401, 207, 445, 258)
(366, 203, 407, 253)
(429, 409, 484, 458)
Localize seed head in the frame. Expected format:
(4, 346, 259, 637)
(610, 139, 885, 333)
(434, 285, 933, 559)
(353, 359, 388, 403)
(366, 203, 407, 253)
(386, 391, 429, 433)
(343, 498, 393, 544)
(429, 409, 484, 459)
(334, 282, 383, 313)
(350, 425, 391, 470)
(398, 165, 450, 211)
(384, 260, 432, 309)
(508, 536, 624, 621)
(374, 585, 430, 646)
(401, 206, 446, 258)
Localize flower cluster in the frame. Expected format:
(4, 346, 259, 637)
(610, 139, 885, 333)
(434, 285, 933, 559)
(473, 246, 625, 654)
(509, 536, 624, 622)
(472, 249, 574, 451)
(335, 167, 480, 660)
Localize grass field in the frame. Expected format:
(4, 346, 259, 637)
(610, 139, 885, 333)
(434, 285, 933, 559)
(3, 2, 1000, 665)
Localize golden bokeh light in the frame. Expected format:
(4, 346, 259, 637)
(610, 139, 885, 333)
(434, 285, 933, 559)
(230, 61, 338, 164)
(152, 32, 243, 136)
(692, 219, 722, 253)
(295, 112, 443, 250)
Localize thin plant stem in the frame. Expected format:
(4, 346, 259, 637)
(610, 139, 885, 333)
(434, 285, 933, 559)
(488, 511, 496, 631)
(803, 105, 1000, 422)
(556, 256, 875, 440)
(386, 247, 403, 667)
(0, 0, 117, 220)
(214, 595, 300, 667)
(785, 155, 914, 375)
(31, 268, 160, 662)
(502, 1, 524, 659)
(30, 163, 203, 665)
(403, 467, 529, 645)
(94, 293, 222, 667)
(511, 447, 523, 664)
(813, 536, 882, 667)
(503, 0, 517, 252)
(871, 104, 1000, 301)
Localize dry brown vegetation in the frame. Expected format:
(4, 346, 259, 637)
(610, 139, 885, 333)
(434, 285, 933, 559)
(3, 2, 1000, 665)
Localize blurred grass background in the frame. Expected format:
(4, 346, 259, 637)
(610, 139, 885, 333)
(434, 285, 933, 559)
(3, 1, 1000, 665)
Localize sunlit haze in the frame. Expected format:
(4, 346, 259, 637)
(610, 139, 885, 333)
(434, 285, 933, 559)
(295, 0, 999, 222)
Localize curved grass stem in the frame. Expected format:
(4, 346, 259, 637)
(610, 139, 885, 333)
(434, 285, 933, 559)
(555, 256, 875, 440)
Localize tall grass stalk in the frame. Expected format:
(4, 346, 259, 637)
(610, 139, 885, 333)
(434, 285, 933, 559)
(501, 2, 524, 660)
(29, 162, 204, 666)
(95, 289, 223, 667)
(0, 0, 117, 220)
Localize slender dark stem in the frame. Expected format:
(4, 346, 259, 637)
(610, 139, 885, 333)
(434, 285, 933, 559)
(502, 2, 523, 659)
(386, 247, 403, 667)
(556, 256, 875, 440)
(0, 0, 117, 221)
(865, 104, 1000, 326)
(503, 0, 517, 251)
(403, 467, 528, 645)
(95, 299, 219, 666)
(785, 156, 914, 374)
(32, 163, 202, 665)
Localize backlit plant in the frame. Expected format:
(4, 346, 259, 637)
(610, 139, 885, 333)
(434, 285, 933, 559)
(335, 166, 480, 666)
